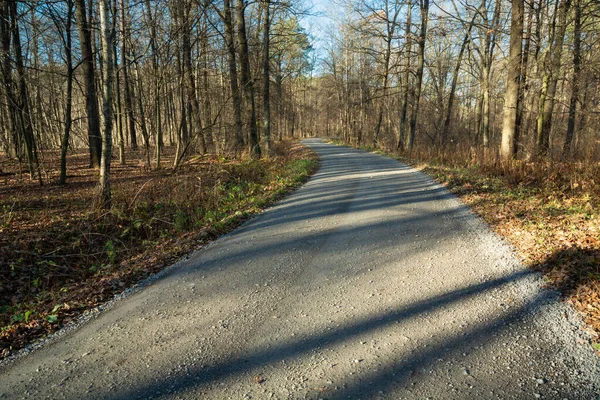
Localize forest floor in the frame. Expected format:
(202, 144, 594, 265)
(330, 139, 600, 348)
(1, 138, 597, 399)
(0, 141, 318, 359)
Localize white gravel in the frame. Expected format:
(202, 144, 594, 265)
(0, 138, 598, 399)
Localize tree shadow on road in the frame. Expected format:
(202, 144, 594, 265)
(102, 267, 600, 400)
(534, 246, 600, 330)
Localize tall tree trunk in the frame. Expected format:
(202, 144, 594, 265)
(236, 0, 260, 158)
(406, 0, 428, 153)
(500, 0, 524, 160)
(397, 0, 412, 150)
(563, 0, 581, 159)
(201, 0, 214, 153)
(9, 1, 41, 181)
(119, 0, 137, 150)
(480, 0, 501, 150)
(113, 10, 125, 165)
(374, 3, 399, 148)
(262, 0, 271, 155)
(536, 0, 571, 157)
(144, 0, 162, 167)
(75, 0, 102, 168)
(183, 1, 205, 155)
(514, 0, 533, 156)
(222, 0, 244, 154)
(59, 0, 74, 185)
(0, 1, 19, 161)
(98, 0, 114, 208)
(132, 57, 151, 167)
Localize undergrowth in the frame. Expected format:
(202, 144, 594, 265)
(330, 138, 600, 344)
(0, 140, 318, 358)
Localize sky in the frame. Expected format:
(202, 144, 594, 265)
(299, 0, 337, 65)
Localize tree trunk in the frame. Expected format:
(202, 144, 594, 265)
(200, 0, 214, 153)
(500, 0, 524, 161)
(143, 0, 162, 167)
(9, 1, 41, 182)
(222, 0, 244, 154)
(236, 0, 261, 158)
(276, 58, 283, 141)
(113, 10, 125, 165)
(59, 0, 74, 185)
(119, 0, 137, 151)
(397, 0, 412, 150)
(536, 0, 571, 157)
(406, 0, 428, 153)
(441, 13, 475, 144)
(98, 0, 114, 208)
(182, 1, 205, 155)
(514, 0, 533, 156)
(0, 1, 19, 161)
(262, 0, 271, 156)
(562, 0, 581, 159)
(74, 0, 102, 168)
(132, 58, 152, 167)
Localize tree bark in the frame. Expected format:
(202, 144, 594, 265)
(406, 0, 428, 153)
(262, 0, 271, 155)
(74, 0, 102, 168)
(0, 1, 19, 161)
(119, 0, 137, 151)
(98, 0, 114, 207)
(514, 0, 533, 156)
(9, 1, 41, 181)
(222, 0, 244, 154)
(236, 0, 261, 158)
(536, 0, 571, 157)
(59, 0, 74, 185)
(183, 0, 205, 155)
(562, 0, 581, 159)
(397, 0, 412, 150)
(500, 0, 524, 161)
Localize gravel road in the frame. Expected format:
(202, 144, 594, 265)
(1, 138, 599, 399)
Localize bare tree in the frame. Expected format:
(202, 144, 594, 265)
(74, 0, 102, 168)
(98, 0, 114, 207)
(500, 0, 524, 160)
(262, 0, 271, 155)
(406, 0, 429, 153)
(236, 0, 261, 158)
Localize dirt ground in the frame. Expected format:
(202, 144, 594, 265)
(0, 143, 317, 359)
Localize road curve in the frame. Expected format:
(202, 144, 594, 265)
(1, 138, 599, 399)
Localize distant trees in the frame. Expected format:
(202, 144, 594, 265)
(500, 0, 523, 161)
(4, 0, 598, 202)
(314, 0, 600, 163)
(0, 0, 313, 205)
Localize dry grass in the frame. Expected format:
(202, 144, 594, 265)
(412, 151, 600, 341)
(332, 139, 600, 344)
(0, 141, 318, 359)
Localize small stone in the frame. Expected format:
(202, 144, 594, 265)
(536, 378, 547, 384)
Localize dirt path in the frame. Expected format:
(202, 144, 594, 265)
(1, 139, 598, 399)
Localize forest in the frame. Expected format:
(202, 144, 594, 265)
(1, 0, 599, 357)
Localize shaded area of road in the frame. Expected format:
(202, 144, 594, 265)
(0, 139, 598, 399)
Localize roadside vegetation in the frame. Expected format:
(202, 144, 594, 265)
(331, 139, 600, 347)
(415, 150, 600, 339)
(0, 141, 317, 359)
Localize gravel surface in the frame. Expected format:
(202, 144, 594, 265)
(1, 138, 599, 399)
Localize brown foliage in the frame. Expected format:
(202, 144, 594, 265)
(407, 145, 600, 342)
(0, 142, 317, 359)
